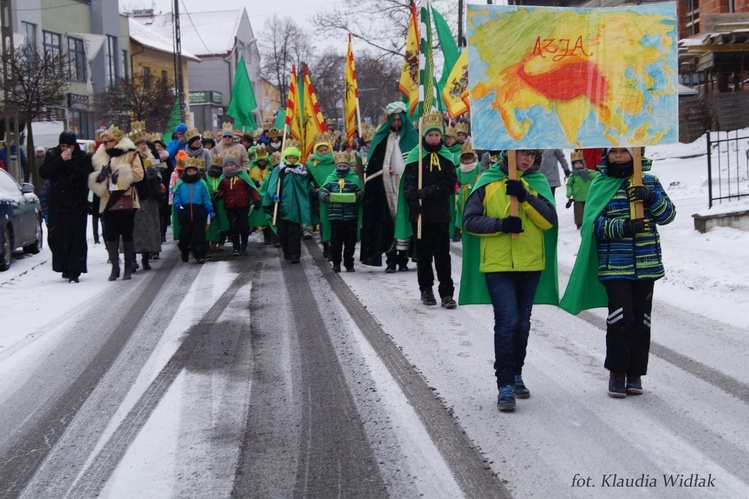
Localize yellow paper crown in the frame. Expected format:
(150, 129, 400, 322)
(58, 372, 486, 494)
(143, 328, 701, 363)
(129, 128, 146, 144)
(202, 130, 214, 140)
(263, 120, 273, 129)
(185, 157, 204, 170)
(268, 128, 282, 139)
(270, 151, 282, 166)
(146, 132, 162, 142)
(255, 145, 269, 159)
(444, 125, 457, 138)
(422, 111, 443, 131)
(571, 150, 584, 163)
(185, 128, 200, 142)
(313, 134, 330, 146)
(455, 122, 470, 135)
(334, 151, 352, 165)
(211, 155, 224, 167)
(253, 129, 262, 139)
(221, 122, 234, 132)
(362, 125, 376, 142)
(104, 125, 124, 143)
(285, 139, 301, 150)
(460, 142, 476, 157)
(326, 118, 335, 126)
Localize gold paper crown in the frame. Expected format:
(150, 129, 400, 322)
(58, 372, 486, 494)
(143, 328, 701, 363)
(221, 122, 234, 132)
(185, 157, 206, 170)
(185, 128, 200, 142)
(285, 139, 301, 150)
(268, 128, 282, 139)
(146, 132, 162, 142)
(455, 122, 470, 135)
(313, 134, 331, 146)
(255, 145, 269, 159)
(202, 130, 214, 140)
(253, 129, 262, 139)
(571, 150, 584, 163)
(211, 155, 224, 167)
(270, 151, 282, 166)
(326, 118, 335, 126)
(334, 151, 352, 165)
(129, 128, 146, 144)
(362, 125, 376, 142)
(444, 125, 458, 138)
(103, 125, 124, 143)
(422, 111, 443, 131)
(460, 142, 476, 156)
(263, 120, 273, 129)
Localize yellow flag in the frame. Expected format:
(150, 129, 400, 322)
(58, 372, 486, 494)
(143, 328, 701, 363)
(344, 33, 358, 146)
(284, 65, 302, 143)
(442, 50, 469, 119)
(302, 66, 326, 161)
(398, 1, 420, 117)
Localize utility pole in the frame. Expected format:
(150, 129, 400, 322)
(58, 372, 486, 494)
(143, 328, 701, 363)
(172, 0, 185, 123)
(458, 0, 465, 47)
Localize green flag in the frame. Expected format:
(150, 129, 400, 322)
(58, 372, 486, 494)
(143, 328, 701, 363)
(273, 110, 285, 129)
(162, 97, 181, 140)
(411, 3, 435, 122)
(227, 56, 258, 131)
(432, 6, 459, 111)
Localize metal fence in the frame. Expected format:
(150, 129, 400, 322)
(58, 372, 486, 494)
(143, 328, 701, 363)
(706, 130, 749, 208)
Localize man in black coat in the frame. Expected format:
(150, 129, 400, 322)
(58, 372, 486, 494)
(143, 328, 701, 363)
(39, 130, 93, 282)
(403, 112, 458, 308)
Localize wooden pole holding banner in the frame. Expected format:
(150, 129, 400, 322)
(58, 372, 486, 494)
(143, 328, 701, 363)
(507, 150, 520, 239)
(417, 117, 423, 239)
(632, 146, 644, 219)
(272, 126, 289, 226)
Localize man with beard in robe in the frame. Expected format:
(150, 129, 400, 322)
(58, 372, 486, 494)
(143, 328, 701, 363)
(359, 102, 418, 271)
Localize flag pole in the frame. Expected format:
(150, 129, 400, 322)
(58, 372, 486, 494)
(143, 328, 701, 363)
(417, 116, 423, 240)
(508, 150, 520, 240)
(632, 146, 644, 219)
(272, 125, 288, 226)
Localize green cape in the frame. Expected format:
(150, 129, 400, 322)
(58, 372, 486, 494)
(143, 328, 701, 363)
(319, 169, 364, 240)
(205, 175, 229, 241)
(307, 153, 336, 242)
(559, 175, 623, 314)
(458, 165, 558, 306)
(403, 143, 457, 238)
(261, 165, 312, 228)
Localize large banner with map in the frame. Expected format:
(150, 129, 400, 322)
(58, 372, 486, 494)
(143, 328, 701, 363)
(467, 4, 678, 150)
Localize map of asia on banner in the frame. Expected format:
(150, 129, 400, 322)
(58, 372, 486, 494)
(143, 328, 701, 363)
(467, 4, 678, 150)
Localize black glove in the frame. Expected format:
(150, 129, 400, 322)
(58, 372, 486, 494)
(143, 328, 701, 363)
(96, 165, 111, 183)
(623, 218, 651, 236)
(628, 185, 657, 205)
(499, 216, 523, 234)
(564, 170, 571, 180)
(505, 180, 527, 202)
(417, 186, 434, 199)
(253, 199, 261, 210)
(565, 198, 573, 209)
(213, 191, 223, 201)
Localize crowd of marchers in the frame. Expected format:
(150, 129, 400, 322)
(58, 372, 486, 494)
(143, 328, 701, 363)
(35, 100, 675, 412)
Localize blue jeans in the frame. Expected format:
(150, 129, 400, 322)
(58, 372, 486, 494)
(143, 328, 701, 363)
(485, 271, 541, 388)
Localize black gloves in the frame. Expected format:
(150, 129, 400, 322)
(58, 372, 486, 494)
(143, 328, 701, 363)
(505, 180, 528, 202)
(499, 216, 523, 234)
(408, 203, 422, 222)
(253, 200, 261, 210)
(96, 165, 111, 183)
(213, 191, 223, 201)
(627, 185, 658, 205)
(623, 218, 651, 236)
(417, 186, 435, 199)
(565, 198, 573, 209)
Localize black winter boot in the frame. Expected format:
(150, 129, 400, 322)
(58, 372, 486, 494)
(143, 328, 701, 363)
(106, 241, 120, 281)
(142, 252, 151, 270)
(123, 241, 135, 280)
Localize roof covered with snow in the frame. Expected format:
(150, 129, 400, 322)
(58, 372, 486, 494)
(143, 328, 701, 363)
(128, 18, 200, 61)
(132, 9, 246, 58)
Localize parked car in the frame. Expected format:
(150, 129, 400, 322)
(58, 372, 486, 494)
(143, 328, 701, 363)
(0, 168, 43, 271)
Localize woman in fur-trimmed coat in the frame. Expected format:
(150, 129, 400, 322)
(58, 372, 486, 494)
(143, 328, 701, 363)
(89, 125, 145, 281)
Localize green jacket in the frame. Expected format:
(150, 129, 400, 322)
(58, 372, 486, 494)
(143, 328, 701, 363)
(261, 164, 312, 227)
(565, 169, 600, 201)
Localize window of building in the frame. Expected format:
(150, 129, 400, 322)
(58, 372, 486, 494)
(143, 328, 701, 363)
(43, 31, 62, 75)
(121, 49, 128, 78)
(22, 22, 36, 47)
(106, 35, 118, 87)
(161, 70, 168, 87)
(143, 66, 151, 86)
(686, 0, 700, 36)
(68, 37, 86, 82)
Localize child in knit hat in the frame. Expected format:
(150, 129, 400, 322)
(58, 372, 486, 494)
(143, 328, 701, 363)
(214, 155, 261, 255)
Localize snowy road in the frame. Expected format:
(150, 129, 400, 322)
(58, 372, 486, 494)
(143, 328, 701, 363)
(1, 185, 748, 498)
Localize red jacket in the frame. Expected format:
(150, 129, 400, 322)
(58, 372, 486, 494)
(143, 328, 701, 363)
(217, 176, 259, 209)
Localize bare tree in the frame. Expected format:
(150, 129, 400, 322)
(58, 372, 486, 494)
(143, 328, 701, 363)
(309, 50, 346, 121)
(0, 44, 69, 185)
(259, 15, 315, 107)
(94, 73, 177, 134)
(355, 51, 402, 125)
(312, 0, 458, 62)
